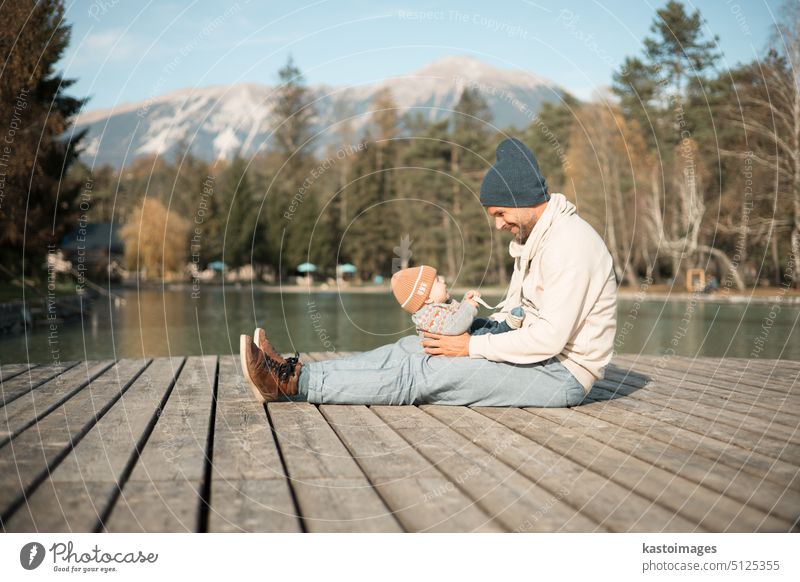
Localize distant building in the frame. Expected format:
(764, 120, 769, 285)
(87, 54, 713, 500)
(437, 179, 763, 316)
(60, 222, 125, 280)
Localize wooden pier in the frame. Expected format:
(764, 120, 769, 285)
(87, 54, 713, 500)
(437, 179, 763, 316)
(1, 352, 798, 532)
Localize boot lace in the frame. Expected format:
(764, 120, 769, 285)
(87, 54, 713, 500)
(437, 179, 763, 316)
(261, 351, 300, 381)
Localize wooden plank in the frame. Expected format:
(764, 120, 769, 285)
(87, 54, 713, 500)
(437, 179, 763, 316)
(528, 406, 800, 525)
(475, 407, 791, 531)
(106, 480, 207, 532)
(0, 362, 79, 408)
(600, 380, 800, 444)
(700, 358, 799, 381)
(589, 381, 797, 477)
(0, 358, 149, 527)
(745, 359, 800, 374)
(613, 355, 797, 395)
(103, 356, 217, 533)
(699, 357, 800, 379)
(609, 358, 798, 405)
(322, 405, 504, 532)
(3, 358, 183, 532)
(208, 479, 299, 532)
(268, 402, 402, 532)
(668, 380, 798, 422)
(371, 405, 600, 532)
(576, 398, 800, 487)
(208, 355, 300, 532)
(422, 404, 697, 532)
(688, 361, 798, 391)
(659, 358, 798, 389)
(0, 361, 115, 446)
(740, 369, 799, 388)
(604, 363, 796, 419)
(0, 364, 35, 383)
(599, 368, 800, 439)
(588, 381, 799, 467)
(607, 358, 795, 398)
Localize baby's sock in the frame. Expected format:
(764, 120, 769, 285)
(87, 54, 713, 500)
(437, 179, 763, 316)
(506, 306, 524, 329)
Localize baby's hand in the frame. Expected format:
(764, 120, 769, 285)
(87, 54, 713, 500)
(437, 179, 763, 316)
(464, 290, 481, 307)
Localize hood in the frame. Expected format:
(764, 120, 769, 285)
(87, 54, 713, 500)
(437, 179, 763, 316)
(495, 193, 576, 313)
(508, 193, 576, 263)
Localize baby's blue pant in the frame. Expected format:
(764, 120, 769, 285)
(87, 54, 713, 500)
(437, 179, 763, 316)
(470, 306, 525, 336)
(297, 335, 586, 407)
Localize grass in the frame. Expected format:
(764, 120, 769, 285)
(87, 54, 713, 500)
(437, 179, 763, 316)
(0, 281, 81, 303)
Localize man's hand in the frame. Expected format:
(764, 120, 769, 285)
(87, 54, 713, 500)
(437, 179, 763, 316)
(464, 290, 481, 307)
(422, 331, 471, 357)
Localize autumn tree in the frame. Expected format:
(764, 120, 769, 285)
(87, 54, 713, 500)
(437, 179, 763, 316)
(612, 0, 721, 284)
(565, 102, 653, 286)
(121, 197, 189, 279)
(721, 1, 800, 288)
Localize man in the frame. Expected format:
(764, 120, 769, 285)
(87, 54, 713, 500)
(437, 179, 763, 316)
(241, 138, 617, 407)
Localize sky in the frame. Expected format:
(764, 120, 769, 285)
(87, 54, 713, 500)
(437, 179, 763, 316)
(61, 0, 785, 112)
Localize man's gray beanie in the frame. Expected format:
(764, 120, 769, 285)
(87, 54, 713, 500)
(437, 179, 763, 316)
(480, 138, 549, 207)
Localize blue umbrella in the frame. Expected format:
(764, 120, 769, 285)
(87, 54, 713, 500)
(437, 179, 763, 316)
(208, 261, 226, 271)
(297, 262, 317, 273)
(337, 263, 357, 274)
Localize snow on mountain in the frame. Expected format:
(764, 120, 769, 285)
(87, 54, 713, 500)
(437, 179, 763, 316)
(73, 56, 566, 168)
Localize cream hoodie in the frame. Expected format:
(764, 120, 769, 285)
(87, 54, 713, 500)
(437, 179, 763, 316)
(468, 193, 617, 392)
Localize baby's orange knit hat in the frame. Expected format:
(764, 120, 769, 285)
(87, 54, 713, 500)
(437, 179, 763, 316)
(391, 265, 437, 313)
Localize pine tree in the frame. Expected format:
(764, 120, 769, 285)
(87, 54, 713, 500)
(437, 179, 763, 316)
(613, 1, 720, 145)
(171, 141, 211, 220)
(220, 154, 259, 269)
(610, 0, 721, 284)
(342, 90, 402, 280)
(394, 116, 452, 278)
(450, 88, 503, 286)
(0, 0, 86, 281)
(520, 93, 579, 195)
(643, 0, 720, 98)
(266, 56, 318, 278)
(271, 57, 315, 158)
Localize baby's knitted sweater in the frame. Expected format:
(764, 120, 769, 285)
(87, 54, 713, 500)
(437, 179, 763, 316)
(411, 296, 477, 335)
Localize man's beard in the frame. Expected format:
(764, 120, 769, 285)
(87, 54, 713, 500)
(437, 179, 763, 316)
(515, 223, 530, 243)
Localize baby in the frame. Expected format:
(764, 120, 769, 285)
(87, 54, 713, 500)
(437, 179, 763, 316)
(391, 265, 524, 336)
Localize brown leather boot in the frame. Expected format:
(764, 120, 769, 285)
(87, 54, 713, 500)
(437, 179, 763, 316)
(239, 334, 302, 403)
(253, 327, 271, 354)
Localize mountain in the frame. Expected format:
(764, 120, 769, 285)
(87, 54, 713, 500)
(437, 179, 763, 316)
(73, 56, 566, 167)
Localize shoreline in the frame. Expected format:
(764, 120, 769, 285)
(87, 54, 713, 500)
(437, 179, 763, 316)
(146, 282, 800, 305)
(2, 282, 797, 307)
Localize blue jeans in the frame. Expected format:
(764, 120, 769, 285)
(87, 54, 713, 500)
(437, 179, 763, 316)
(470, 306, 524, 336)
(297, 335, 586, 407)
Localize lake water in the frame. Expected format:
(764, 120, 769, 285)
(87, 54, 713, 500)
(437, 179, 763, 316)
(1, 286, 798, 364)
